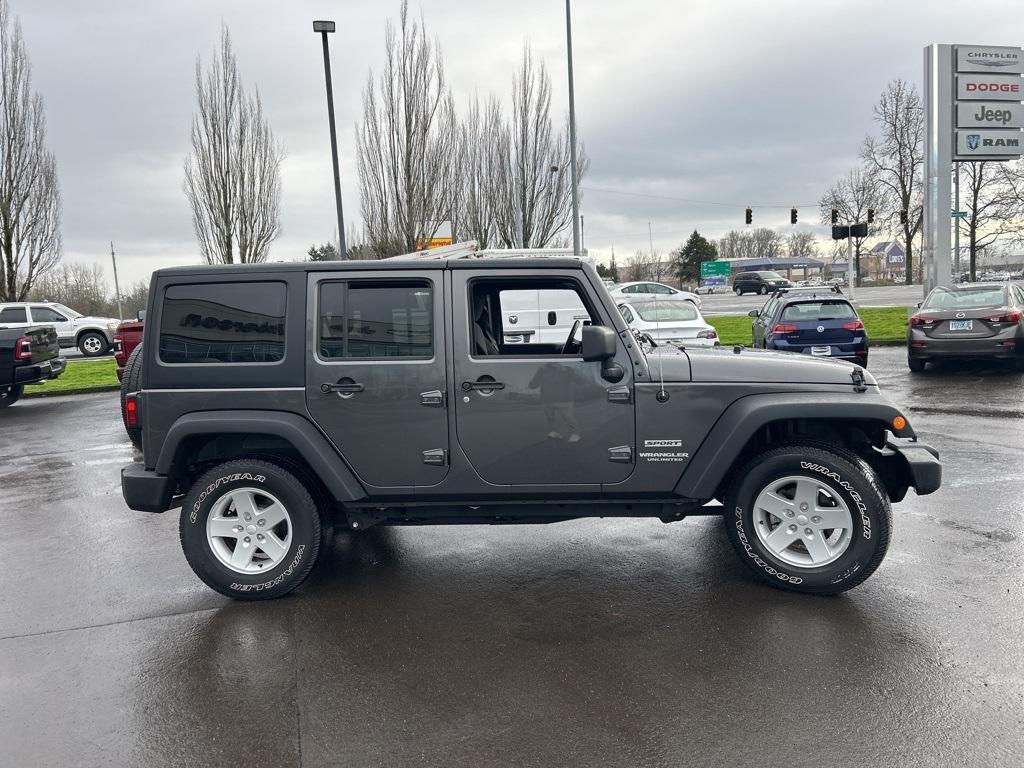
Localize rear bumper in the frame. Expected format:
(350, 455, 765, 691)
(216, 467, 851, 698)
(15, 357, 66, 385)
(907, 335, 1020, 359)
(121, 463, 174, 513)
(885, 437, 942, 497)
(768, 340, 868, 361)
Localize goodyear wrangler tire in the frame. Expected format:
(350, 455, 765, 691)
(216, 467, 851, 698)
(723, 444, 891, 595)
(180, 459, 323, 600)
(120, 344, 143, 449)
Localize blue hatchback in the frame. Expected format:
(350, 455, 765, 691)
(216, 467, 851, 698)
(750, 290, 869, 367)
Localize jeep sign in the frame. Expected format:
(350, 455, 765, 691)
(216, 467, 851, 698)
(956, 102, 1024, 129)
(956, 74, 1023, 101)
(956, 45, 1024, 75)
(956, 129, 1024, 156)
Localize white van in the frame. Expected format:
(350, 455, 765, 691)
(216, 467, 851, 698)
(499, 287, 591, 345)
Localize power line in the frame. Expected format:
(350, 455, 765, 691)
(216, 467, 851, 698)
(581, 185, 821, 209)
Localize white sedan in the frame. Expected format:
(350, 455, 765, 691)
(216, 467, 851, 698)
(607, 281, 701, 310)
(617, 299, 720, 348)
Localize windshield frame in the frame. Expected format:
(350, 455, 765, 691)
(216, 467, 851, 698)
(51, 303, 83, 319)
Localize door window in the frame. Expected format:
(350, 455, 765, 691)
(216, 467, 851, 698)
(619, 306, 634, 324)
(0, 307, 28, 323)
(650, 283, 674, 295)
(319, 281, 432, 359)
(31, 306, 67, 323)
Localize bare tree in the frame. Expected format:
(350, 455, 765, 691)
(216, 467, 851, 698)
(819, 168, 884, 285)
(785, 231, 818, 258)
(184, 26, 283, 265)
(356, 2, 458, 257)
(957, 161, 1020, 280)
(0, 0, 61, 302)
(492, 47, 588, 248)
(456, 94, 504, 247)
(861, 79, 924, 284)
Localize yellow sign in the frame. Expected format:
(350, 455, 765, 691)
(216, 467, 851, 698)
(416, 237, 453, 251)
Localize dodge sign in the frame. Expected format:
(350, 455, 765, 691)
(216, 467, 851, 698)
(956, 74, 1023, 101)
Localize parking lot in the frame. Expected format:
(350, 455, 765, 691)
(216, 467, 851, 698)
(698, 283, 924, 315)
(1, 347, 1022, 767)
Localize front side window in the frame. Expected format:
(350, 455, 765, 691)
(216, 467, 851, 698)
(159, 281, 286, 364)
(0, 306, 28, 323)
(31, 306, 67, 323)
(651, 283, 674, 295)
(319, 280, 432, 359)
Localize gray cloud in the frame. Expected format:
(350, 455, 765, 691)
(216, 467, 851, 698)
(12, 0, 1024, 283)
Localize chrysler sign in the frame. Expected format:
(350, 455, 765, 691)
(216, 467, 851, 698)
(956, 45, 1024, 74)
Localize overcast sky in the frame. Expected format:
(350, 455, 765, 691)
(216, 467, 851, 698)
(16, 0, 1024, 285)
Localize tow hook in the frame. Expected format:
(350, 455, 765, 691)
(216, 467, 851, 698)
(850, 367, 867, 393)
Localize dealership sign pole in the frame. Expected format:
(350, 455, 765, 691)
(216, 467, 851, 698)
(923, 43, 1023, 295)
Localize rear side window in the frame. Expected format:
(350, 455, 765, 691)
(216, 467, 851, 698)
(781, 301, 856, 321)
(0, 307, 27, 323)
(319, 280, 432, 359)
(159, 282, 286, 364)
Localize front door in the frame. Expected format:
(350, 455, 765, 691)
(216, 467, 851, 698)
(451, 270, 636, 486)
(29, 305, 73, 344)
(305, 271, 449, 489)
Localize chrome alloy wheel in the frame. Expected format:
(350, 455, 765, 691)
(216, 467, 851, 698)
(752, 474, 854, 569)
(206, 487, 293, 574)
(82, 335, 104, 354)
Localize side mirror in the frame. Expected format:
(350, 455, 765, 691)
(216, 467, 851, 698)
(747, 309, 760, 318)
(582, 325, 616, 362)
(915, 302, 922, 309)
(137, 310, 147, 322)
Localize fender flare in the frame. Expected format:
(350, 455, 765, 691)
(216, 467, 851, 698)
(156, 410, 366, 502)
(674, 391, 911, 499)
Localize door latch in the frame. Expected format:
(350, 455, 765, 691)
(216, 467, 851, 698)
(608, 445, 633, 463)
(422, 448, 447, 466)
(607, 385, 631, 403)
(420, 390, 446, 407)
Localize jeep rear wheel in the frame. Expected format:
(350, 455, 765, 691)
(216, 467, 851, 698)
(723, 444, 891, 594)
(119, 343, 143, 449)
(180, 459, 323, 600)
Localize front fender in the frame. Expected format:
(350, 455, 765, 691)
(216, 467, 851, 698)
(673, 391, 915, 499)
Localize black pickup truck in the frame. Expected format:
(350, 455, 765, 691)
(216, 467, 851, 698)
(0, 326, 66, 407)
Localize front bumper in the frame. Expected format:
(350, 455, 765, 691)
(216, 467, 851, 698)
(15, 356, 66, 385)
(880, 437, 942, 498)
(122, 463, 174, 513)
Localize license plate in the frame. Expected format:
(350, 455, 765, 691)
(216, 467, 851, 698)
(949, 320, 973, 331)
(810, 346, 831, 356)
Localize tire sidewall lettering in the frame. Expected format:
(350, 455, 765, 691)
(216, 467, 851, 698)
(189, 473, 267, 524)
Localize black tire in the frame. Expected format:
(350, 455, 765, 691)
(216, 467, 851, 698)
(907, 355, 926, 373)
(759, 285, 768, 295)
(723, 444, 891, 595)
(180, 459, 324, 600)
(734, 286, 743, 296)
(119, 343, 144, 449)
(0, 384, 24, 408)
(78, 331, 108, 357)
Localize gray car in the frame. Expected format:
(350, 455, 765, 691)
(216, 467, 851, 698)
(907, 283, 1024, 372)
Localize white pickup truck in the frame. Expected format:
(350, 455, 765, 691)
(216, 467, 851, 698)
(0, 302, 119, 357)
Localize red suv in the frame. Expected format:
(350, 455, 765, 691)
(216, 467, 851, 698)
(113, 313, 144, 381)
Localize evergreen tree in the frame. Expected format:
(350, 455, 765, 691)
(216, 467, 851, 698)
(673, 230, 717, 285)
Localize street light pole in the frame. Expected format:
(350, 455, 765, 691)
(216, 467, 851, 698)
(313, 20, 346, 258)
(564, 0, 581, 257)
(110, 241, 123, 321)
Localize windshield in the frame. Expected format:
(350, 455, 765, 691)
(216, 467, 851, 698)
(757, 271, 783, 280)
(922, 286, 1005, 311)
(633, 302, 698, 322)
(53, 303, 82, 318)
(781, 301, 856, 322)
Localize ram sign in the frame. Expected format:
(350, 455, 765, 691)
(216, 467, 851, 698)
(956, 129, 1023, 156)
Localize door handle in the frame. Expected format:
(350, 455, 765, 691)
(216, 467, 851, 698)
(461, 379, 505, 391)
(321, 380, 364, 395)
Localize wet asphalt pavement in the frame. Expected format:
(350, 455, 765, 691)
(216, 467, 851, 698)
(1, 347, 1022, 768)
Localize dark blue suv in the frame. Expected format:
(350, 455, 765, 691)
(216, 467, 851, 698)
(749, 287, 869, 367)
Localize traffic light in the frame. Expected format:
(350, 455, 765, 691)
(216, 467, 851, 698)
(790, 207, 798, 225)
(900, 209, 908, 225)
(867, 208, 875, 224)
(745, 207, 752, 225)
(831, 208, 839, 225)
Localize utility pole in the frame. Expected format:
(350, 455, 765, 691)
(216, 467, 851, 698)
(953, 164, 960, 279)
(313, 20, 347, 258)
(648, 221, 655, 257)
(564, 0, 581, 257)
(847, 234, 855, 303)
(110, 241, 123, 321)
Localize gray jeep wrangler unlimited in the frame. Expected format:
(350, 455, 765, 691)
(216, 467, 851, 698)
(121, 255, 940, 600)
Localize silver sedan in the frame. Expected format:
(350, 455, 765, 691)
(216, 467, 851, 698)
(617, 299, 720, 348)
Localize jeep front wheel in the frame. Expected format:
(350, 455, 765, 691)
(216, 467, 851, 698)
(723, 444, 891, 594)
(180, 459, 323, 600)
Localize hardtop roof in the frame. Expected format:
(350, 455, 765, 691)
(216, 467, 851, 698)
(152, 257, 590, 278)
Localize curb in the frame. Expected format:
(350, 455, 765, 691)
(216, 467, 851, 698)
(24, 384, 120, 399)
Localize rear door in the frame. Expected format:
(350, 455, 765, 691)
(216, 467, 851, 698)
(305, 270, 449, 488)
(451, 269, 636, 486)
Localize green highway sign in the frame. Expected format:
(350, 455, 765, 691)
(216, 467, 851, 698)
(952, 210, 968, 218)
(700, 260, 731, 278)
